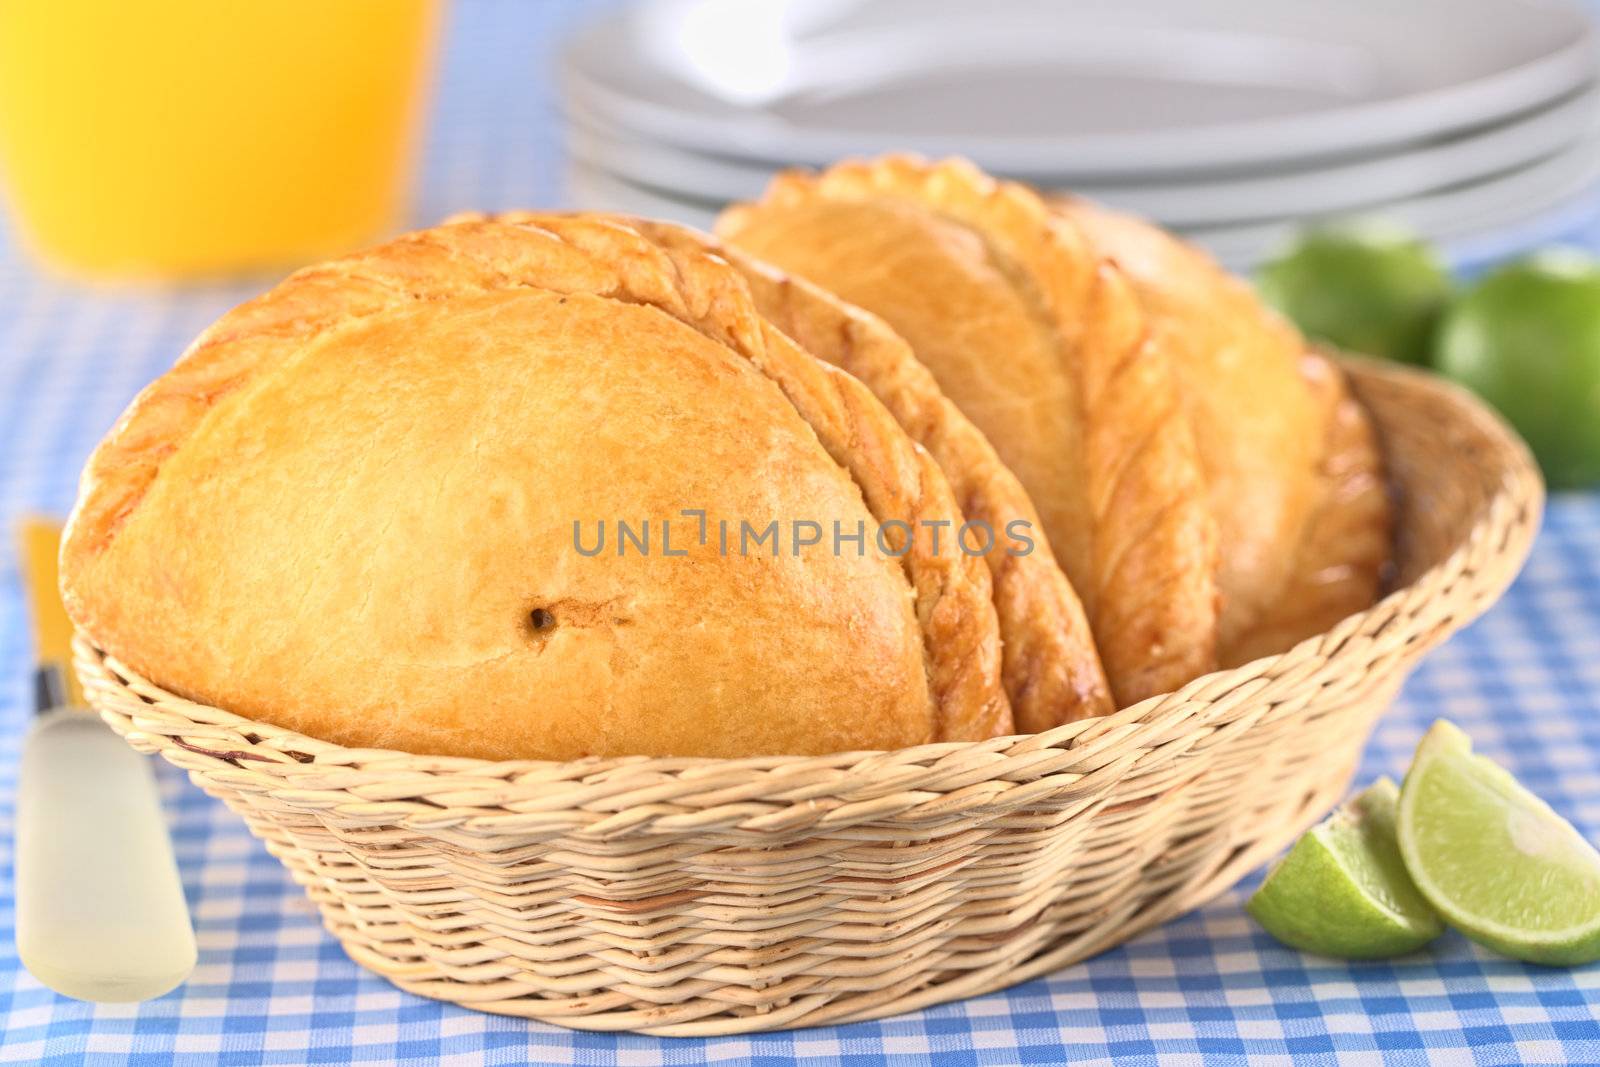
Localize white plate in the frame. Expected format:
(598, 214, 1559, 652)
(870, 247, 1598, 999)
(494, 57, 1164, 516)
(568, 83, 1600, 228)
(563, 0, 1596, 177)
(1084, 86, 1598, 226)
(564, 123, 1600, 274)
(565, 160, 722, 231)
(1189, 122, 1600, 267)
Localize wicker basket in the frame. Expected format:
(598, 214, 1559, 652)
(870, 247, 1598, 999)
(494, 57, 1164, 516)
(75, 359, 1541, 1036)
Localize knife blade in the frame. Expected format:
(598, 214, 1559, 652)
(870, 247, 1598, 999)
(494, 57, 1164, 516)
(14, 517, 197, 1002)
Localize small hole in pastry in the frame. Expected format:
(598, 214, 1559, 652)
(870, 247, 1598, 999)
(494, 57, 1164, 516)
(527, 607, 557, 635)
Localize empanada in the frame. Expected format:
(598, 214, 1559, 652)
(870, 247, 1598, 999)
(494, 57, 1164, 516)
(664, 222, 1113, 728)
(1224, 351, 1393, 665)
(1051, 199, 1392, 663)
(61, 215, 1013, 760)
(720, 157, 1220, 705)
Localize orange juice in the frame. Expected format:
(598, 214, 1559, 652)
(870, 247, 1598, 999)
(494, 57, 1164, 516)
(0, 1, 439, 278)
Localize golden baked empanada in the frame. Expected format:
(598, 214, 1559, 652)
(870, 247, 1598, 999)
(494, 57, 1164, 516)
(1224, 351, 1393, 665)
(719, 157, 1220, 706)
(1051, 198, 1325, 654)
(654, 222, 1114, 729)
(1051, 198, 1392, 663)
(61, 215, 1013, 760)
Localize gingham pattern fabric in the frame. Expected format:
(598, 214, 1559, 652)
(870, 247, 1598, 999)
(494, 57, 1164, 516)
(1, 3, 1598, 1063)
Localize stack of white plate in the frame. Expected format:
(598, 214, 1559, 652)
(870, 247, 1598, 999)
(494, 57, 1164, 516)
(560, 0, 1600, 268)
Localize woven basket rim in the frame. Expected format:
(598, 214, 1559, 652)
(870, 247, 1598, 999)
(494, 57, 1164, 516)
(76, 358, 1543, 788)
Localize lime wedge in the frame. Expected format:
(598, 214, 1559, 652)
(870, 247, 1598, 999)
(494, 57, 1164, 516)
(1248, 777, 1443, 958)
(1398, 720, 1600, 965)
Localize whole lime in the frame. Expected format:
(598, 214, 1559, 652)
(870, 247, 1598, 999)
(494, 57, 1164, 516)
(1435, 251, 1600, 489)
(1257, 221, 1452, 364)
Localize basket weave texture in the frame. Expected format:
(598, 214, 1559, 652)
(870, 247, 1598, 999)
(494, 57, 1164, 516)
(76, 359, 1542, 1036)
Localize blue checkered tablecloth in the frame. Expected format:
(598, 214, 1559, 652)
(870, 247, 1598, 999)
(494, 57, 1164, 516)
(1, 2, 1599, 1063)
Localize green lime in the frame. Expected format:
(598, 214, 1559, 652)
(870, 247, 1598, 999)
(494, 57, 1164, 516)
(1247, 777, 1443, 958)
(1398, 720, 1600, 966)
(1257, 220, 1452, 364)
(1434, 251, 1600, 489)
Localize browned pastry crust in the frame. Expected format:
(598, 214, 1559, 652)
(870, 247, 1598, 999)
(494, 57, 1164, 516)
(62, 215, 1012, 759)
(1051, 198, 1393, 664)
(1052, 199, 1328, 645)
(470, 211, 1110, 728)
(655, 223, 1113, 729)
(719, 156, 1220, 706)
(1224, 351, 1394, 665)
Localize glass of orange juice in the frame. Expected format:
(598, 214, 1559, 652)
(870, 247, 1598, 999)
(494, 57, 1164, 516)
(0, 0, 439, 279)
